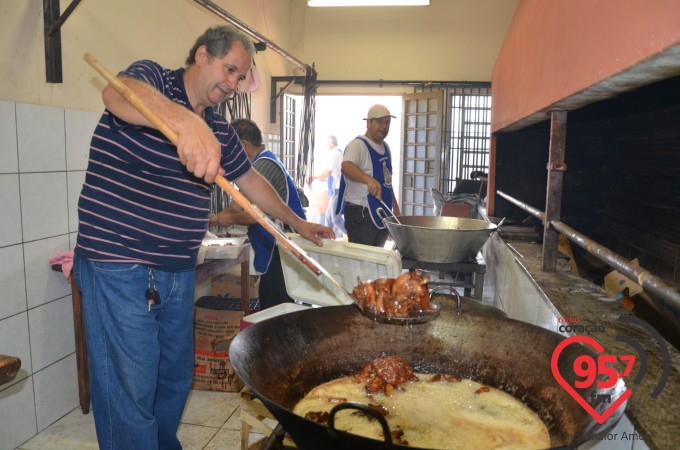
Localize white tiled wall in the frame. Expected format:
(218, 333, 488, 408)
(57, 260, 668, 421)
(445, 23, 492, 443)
(0, 100, 99, 450)
(15, 103, 66, 173)
(0, 175, 22, 246)
(0, 101, 18, 172)
(0, 379, 36, 447)
(20, 172, 69, 242)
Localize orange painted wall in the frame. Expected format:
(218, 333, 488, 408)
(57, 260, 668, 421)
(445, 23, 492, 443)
(491, 0, 680, 133)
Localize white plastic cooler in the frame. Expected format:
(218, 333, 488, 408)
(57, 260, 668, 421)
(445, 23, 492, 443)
(241, 235, 402, 326)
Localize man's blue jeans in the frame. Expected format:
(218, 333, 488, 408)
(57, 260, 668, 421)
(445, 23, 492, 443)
(325, 192, 346, 237)
(73, 255, 195, 450)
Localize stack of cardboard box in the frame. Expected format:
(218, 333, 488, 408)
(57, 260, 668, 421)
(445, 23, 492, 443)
(193, 296, 245, 392)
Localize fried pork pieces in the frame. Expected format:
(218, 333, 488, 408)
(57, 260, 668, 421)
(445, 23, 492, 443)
(352, 270, 431, 317)
(354, 356, 419, 395)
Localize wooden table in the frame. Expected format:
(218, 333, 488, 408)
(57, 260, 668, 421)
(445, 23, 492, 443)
(57, 245, 251, 414)
(240, 388, 297, 450)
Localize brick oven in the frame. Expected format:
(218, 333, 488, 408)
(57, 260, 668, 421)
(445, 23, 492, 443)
(486, 1, 680, 353)
(488, 1, 680, 293)
(494, 76, 680, 284)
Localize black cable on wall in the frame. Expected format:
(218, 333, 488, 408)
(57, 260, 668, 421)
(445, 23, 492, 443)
(210, 92, 252, 216)
(295, 66, 318, 186)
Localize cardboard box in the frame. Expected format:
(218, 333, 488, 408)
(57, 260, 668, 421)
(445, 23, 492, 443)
(211, 274, 260, 299)
(192, 296, 245, 392)
(603, 258, 643, 298)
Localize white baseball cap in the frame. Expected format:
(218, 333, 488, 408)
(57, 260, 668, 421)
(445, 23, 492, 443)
(364, 104, 395, 120)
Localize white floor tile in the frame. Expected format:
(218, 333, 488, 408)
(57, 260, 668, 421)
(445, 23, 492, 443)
(181, 389, 240, 428)
(16, 389, 249, 450)
(18, 407, 97, 449)
(202, 428, 242, 450)
(176, 423, 220, 450)
(222, 406, 243, 431)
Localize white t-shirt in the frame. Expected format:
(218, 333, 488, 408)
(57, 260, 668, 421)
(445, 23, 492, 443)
(342, 136, 387, 207)
(328, 146, 343, 190)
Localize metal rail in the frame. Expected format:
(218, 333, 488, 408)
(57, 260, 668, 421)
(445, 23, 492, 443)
(497, 190, 680, 320)
(270, 76, 492, 87)
(193, 0, 312, 72)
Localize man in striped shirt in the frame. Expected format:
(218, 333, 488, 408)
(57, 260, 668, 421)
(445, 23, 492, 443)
(73, 25, 333, 450)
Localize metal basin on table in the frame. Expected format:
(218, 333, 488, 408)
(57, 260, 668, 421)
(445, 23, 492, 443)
(383, 216, 499, 263)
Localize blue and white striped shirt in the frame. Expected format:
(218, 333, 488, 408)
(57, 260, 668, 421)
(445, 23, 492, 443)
(75, 60, 252, 270)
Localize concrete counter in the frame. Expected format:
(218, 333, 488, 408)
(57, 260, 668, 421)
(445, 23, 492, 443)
(483, 232, 679, 450)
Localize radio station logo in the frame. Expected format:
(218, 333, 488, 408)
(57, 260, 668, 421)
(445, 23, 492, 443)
(551, 314, 670, 424)
(556, 315, 606, 334)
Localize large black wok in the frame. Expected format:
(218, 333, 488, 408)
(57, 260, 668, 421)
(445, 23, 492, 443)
(230, 297, 627, 449)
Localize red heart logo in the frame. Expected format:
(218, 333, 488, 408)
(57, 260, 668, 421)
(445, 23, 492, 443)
(551, 335, 632, 424)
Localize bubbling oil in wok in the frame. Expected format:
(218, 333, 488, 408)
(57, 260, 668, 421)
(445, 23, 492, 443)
(293, 356, 551, 449)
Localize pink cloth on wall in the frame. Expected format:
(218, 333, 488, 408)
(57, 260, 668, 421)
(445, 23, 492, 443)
(49, 251, 74, 278)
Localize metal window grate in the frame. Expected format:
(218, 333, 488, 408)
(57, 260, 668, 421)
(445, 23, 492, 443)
(281, 95, 297, 178)
(441, 85, 491, 193)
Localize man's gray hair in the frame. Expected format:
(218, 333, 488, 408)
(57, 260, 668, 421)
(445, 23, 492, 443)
(186, 25, 255, 65)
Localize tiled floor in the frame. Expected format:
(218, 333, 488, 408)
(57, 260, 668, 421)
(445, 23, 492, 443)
(15, 389, 267, 450)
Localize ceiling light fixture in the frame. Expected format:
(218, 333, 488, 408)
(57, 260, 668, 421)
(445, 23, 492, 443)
(308, 0, 429, 7)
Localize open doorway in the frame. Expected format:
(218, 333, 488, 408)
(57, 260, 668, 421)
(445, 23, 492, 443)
(290, 85, 492, 223)
(304, 95, 403, 225)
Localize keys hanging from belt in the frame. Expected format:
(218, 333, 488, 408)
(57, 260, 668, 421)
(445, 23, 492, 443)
(146, 268, 161, 311)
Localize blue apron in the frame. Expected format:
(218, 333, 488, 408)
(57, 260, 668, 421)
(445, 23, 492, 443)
(335, 137, 394, 229)
(248, 150, 306, 273)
